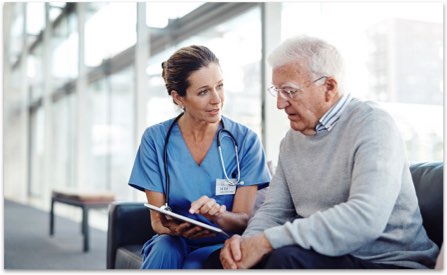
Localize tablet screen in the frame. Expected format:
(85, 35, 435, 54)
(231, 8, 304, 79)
(144, 203, 229, 237)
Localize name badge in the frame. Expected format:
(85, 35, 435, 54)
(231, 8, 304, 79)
(215, 179, 237, 196)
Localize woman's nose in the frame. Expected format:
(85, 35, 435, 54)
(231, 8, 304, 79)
(211, 89, 222, 103)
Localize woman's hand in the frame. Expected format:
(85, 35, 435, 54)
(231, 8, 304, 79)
(159, 213, 217, 239)
(189, 195, 226, 221)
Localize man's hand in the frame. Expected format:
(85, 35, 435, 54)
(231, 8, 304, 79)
(220, 235, 243, 269)
(220, 233, 273, 269)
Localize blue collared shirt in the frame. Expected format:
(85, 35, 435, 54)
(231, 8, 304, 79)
(315, 93, 352, 133)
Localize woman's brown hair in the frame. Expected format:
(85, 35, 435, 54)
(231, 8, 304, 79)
(161, 45, 220, 101)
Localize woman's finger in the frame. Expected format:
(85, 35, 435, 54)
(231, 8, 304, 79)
(189, 195, 210, 214)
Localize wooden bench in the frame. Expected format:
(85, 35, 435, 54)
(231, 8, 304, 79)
(49, 189, 115, 252)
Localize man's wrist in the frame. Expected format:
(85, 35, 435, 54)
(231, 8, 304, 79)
(259, 233, 273, 252)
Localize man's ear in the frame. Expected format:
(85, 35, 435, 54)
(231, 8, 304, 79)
(171, 90, 184, 107)
(324, 77, 339, 102)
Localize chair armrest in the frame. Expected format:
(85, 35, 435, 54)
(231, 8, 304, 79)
(107, 202, 155, 269)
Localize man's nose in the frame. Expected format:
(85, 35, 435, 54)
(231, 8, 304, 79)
(277, 96, 289, 109)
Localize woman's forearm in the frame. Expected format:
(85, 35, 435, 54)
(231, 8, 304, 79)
(212, 211, 250, 234)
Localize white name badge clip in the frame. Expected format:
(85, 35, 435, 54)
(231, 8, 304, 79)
(215, 179, 237, 195)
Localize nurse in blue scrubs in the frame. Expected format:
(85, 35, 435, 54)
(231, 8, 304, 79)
(128, 45, 271, 269)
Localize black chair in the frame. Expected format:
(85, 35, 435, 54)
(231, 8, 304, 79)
(106, 161, 443, 269)
(409, 161, 443, 248)
(107, 202, 153, 269)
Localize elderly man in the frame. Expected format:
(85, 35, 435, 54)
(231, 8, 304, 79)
(206, 35, 439, 269)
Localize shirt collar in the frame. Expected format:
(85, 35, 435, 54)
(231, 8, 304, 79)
(315, 93, 352, 133)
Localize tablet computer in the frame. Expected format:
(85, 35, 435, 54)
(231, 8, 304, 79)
(144, 203, 229, 237)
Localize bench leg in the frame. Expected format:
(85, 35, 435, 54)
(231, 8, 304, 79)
(82, 206, 89, 252)
(50, 197, 55, 236)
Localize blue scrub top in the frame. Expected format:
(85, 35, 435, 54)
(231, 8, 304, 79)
(129, 115, 271, 244)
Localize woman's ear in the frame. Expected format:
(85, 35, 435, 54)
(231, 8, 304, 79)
(171, 90, 184, 108)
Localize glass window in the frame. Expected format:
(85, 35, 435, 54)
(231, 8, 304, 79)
(49, 2, 66, 22)
(29, 108, 45, 196)
(27, 45, 44, 101)
(52, 94, 76, 189)
(87, 77, 111, 191)
(51, 11, 78, 89)
(9, 69, 23, 103)
(146, 2, 204, 28)
(281, 2, 443, 162)
(85, 3, 137, 67)
(86, 67, 135, 199)
(26, 2, 45, 44)
(8, 3, 25, 66)
(109, 68, 135, 199)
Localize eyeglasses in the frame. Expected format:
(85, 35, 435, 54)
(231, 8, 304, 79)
(268, 76, 327, 100)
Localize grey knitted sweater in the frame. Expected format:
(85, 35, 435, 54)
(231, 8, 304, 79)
(244, 98, 439, 268)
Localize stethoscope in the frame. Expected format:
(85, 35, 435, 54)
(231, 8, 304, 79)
(162, 112, 243, 211)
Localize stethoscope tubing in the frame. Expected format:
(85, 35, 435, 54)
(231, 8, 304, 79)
(217, 130, 241, 185)
(162, 112, 242, 210)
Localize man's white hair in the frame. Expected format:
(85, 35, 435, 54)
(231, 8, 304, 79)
(267, 35, 345, 92)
